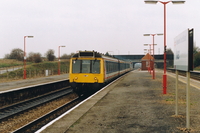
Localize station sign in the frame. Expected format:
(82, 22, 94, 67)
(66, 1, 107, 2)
(174, 29, 193, 71)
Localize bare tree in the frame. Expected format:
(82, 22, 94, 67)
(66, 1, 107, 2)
(28, 52, 42, 63)
(4, 54, 10, 59)
(45, 49, 55, 61)
(61, 53, 75, 59)
(4, 48, 24, 61)
(166, 48, 174, 55)
(194, 45, 200, 67)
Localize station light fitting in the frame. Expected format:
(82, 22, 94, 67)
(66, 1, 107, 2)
(157, 33, 164, 36)
(144, 0, 185, 4)
(26, 36, 34, 38)
(144, 33, 163, 36)
(171, 1, 185, 4)
(143, 34, 151, 36)
(144, 44, 157, 46)
(144, 0, 158, 4)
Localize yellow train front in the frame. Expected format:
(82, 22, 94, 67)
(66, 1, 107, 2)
(69, 51, 132, 94)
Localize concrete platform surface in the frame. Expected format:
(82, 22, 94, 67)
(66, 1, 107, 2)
(38, 70, 200, 133)
(0, 74, 69, 92)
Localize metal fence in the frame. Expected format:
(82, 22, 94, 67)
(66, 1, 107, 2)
(0, 66, 69, 82)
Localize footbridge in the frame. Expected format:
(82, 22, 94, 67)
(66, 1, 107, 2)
(113, 54, 174, 68)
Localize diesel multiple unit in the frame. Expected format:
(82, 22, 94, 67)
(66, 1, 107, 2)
(69, 51, 132, 94)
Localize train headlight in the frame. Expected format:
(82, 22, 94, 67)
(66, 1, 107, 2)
(74, 77, 78, 80)
(94, 77, 98, 82)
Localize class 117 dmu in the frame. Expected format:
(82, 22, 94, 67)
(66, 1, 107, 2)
(69, 51, 132, 94)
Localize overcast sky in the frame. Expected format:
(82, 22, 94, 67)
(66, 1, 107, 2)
(0, 0, 199, 58)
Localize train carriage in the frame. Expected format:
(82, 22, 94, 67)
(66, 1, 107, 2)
(69, 51, 131, 94)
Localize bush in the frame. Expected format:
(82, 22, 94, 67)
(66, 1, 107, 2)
(194, 52, 200, 68)
(27, 52, 42, 63)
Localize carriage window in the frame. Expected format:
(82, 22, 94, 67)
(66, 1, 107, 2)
(72, 60, 100, 73)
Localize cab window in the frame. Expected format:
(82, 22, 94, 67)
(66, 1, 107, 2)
(72, 59, 100, 73)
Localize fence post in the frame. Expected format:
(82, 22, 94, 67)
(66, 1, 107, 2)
(30, 69, 31, 78)
(16, 71, 17, 79)
(7, 70, 8, 79)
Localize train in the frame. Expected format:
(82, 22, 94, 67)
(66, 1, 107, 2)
(69, 51, 132, 94)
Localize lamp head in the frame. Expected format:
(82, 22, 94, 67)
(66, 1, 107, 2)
(157, 33, 163, 36)
(171, 1, 185, 4)
(27, 36, 34, 38)
(143, 34, 150, 36)
(144, 0, 158, 4)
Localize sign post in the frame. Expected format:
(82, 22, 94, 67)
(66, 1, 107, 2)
(174, 29, 193, 129)
(175, 70, 178, 116)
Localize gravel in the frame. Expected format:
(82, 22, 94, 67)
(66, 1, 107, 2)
(0, 93, 78, 133)
(66, 70, 200, 133)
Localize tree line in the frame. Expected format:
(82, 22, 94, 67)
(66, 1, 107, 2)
(4, 46, 200, 68)
(4, 48, 75, 63)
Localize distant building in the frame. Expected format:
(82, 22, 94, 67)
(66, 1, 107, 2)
(141, 53, 154, 71)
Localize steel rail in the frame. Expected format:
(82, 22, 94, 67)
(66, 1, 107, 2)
(0, 87, 72, 121)
(167, 68, 200, 81)
(0, 79, 69, 108)
(13, 97, 80, 133)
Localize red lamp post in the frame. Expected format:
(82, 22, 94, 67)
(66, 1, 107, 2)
(144, 33, 163, 79)
(144, 0, 185, 94)
(58, 46, 65, 75)
(23, 36, 34, 79)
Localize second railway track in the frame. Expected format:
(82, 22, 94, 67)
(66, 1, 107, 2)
(0, 78, 98, 133)
(167, 68, 200, 81)
(13, 95, 81, 133)
(0, 86, 73, 121)
(0, 90, 79, 133)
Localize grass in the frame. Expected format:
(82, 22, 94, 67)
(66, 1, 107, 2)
(27, 61, 69, 72)
(0, 59, 23, 68)
(0, 59, 69, 70)
(194, 66, 200, 71)
(166, 98, 174, 102)
(0, 59, 69, 81)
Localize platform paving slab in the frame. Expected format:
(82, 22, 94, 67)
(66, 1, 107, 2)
(39, 70, 200, 133)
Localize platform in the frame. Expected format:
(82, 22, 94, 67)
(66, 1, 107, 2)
(38, 70, 200, 133)
(0, 74, 69, 92)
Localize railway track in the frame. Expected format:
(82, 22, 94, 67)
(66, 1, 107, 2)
(4, 70, 196, 132)
(167, 68, 200, 81)
(0, 79, 69, 108)
(0, 87, 72, 121)
(0, 78, 98, 133)
(11, 69, 198, 133)
(13, 96, 81, 133)
(0, 87, 80, 133)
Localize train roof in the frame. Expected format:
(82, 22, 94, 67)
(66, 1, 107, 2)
(72, 51, 102, 58)
(71, 51, 130, 63)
